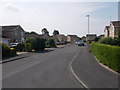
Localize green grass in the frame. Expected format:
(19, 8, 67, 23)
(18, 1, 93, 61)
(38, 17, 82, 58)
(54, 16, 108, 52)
(90, 42, 120, 72)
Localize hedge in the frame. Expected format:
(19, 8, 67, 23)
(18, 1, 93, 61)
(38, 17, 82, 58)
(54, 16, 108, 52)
(90, 42, 120, 72)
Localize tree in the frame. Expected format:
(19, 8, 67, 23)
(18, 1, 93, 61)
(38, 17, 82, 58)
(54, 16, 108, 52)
(41, 28, 49, 35)
(30, 31, 37, 34)
(53, 30, 59, 36)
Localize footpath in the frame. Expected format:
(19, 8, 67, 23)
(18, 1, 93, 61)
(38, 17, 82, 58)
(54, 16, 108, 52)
(71, 46, 119, 89)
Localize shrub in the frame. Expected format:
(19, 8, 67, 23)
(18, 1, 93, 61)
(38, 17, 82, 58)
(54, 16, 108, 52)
(16, 43, 25, 52)
(99, 37, 113, 45)
(2, 43, 11, 57)
(25, 43, 33, 52)
(25, 37, 45, 51)
(46, 39, 56, 48)
(25, 37, 38, 51)
(10, 48, 16, 56)
(99, 37, 120, 46)
(90, 42, 120, 72)
(36, 38, 46, 50)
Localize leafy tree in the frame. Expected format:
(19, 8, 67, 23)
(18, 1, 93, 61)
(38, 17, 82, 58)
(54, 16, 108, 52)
(41, 28, 49, 35)
(30, 31, 37, 34)
(53, 30, 59, 36)
(25, 32, 30, 34)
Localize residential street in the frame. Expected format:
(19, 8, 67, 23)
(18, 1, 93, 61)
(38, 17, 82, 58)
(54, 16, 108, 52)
(2, 45, 119, 88)
(2, 45, 83, 88)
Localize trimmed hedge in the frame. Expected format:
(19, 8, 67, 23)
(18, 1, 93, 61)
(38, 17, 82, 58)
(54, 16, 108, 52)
(90, 42, 120, 72)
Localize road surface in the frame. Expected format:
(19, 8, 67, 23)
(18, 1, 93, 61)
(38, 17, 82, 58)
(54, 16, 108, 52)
(2, 45, 83, 88)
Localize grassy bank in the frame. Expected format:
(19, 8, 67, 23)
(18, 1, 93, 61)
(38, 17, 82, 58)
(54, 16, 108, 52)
(90, 42, 120, 72)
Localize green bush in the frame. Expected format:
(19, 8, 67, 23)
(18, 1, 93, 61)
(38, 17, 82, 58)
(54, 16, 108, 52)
(2, 43, 11, 57)
(25, 37, 45, 51)
(46, 39, 56, 48)
(36, 38, 46, 50)
(16, 43, 25, 52)
(25, 43, 33, 52)
(90, 42, 120, 72)
(10, 48, 16, 56)
(99, 37, 120, 46)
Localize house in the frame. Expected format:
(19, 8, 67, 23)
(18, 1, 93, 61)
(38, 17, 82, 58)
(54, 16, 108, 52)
(2, 36, 10, 45)
(98, 34, 104, 38)
(2, 25, 25, 43)
(67, 35, 80, 43)
(53, 34, 66, 43)
(86, 34, 97, 41)
(81, 36, 86, 41)
(104, 26, 110, 37)
(104, 21, 120, 38)
(25, 33, 42, 39)
(109, 21, 120, 38)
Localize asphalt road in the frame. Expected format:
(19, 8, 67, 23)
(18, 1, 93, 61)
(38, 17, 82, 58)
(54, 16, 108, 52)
(2, 45, 83, 88)
(72, 46, 119, 88)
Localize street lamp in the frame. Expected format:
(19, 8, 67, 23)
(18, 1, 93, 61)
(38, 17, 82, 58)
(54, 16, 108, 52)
(86, 15, 90, 42)
(86, 15, 90, 34)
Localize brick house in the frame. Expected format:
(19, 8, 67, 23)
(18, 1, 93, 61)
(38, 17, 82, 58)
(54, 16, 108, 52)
(2, 25, 25, 43)
(67, 35, 79, 43)
(53, 34, 66, 43)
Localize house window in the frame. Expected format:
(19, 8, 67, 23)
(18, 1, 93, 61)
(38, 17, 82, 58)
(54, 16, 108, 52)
(15, 32, 17, 36)
(21, 32, 24, 36)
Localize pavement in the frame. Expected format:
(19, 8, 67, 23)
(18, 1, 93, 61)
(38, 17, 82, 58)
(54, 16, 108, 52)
(71, 46, 119, 89)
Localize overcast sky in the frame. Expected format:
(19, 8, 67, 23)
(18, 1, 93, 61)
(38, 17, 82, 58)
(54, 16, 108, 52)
(0, 0, 119, 37)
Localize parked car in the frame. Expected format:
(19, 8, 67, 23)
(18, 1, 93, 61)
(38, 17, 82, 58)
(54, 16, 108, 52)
(9, 43, 18, 47)
(77, 41, 84, 46)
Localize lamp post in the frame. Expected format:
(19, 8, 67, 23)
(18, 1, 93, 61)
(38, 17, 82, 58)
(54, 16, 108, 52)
(86, 15, 90, 41)
(86, 15, 90, 35)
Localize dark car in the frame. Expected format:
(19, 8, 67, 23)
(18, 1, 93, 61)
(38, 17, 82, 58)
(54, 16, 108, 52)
(78, 41, 84, 46)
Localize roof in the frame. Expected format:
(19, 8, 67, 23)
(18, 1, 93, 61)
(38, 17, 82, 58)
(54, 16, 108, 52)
(2, 25, 22, 31)
(104, 26, 109, 32)
(105, 26, 109, 30)
(111, 21, 120, 27)
(86, 34, 97, 36)
(67, 35, 78, 37)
